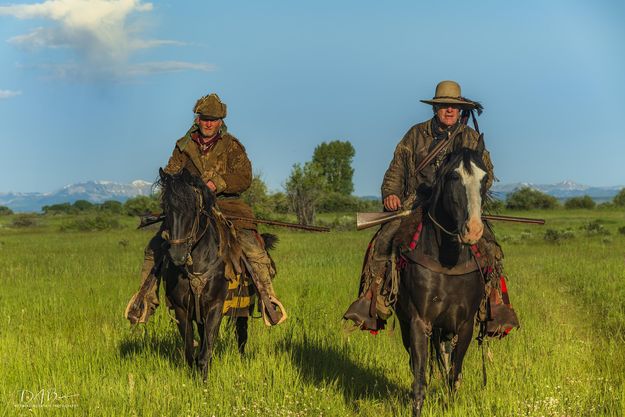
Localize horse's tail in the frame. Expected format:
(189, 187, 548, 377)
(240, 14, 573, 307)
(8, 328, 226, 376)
(261, 233, 279, 251)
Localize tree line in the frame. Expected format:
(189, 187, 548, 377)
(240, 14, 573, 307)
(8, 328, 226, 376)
(2, 142, 625, 219)
(496, 187, 625, 211)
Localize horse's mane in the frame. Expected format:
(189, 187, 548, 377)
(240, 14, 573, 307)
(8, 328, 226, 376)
(157, 168, 215, 214)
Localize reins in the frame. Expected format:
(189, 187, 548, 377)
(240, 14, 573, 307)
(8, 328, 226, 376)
(427, 211, 459, 240)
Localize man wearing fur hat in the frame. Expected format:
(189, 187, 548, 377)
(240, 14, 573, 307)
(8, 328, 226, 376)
(344, 81, 519, 335)
(125, 93, 286, 326)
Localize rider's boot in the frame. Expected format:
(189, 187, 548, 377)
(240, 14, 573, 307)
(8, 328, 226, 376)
(251, 261, 287, 326)
(343, 259, 391, 330)
(125, 256, 160, 325)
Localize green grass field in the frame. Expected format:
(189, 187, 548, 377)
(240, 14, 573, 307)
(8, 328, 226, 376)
(1, 209, 624, 416)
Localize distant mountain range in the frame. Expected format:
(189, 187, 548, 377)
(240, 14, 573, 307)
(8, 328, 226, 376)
(0, 180, 623, 212)
(490, 180, 623, 202)
(0, 180, 154, 212)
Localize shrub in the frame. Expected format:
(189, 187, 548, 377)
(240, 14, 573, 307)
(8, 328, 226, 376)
(505, 187, 559, 210)
(483, 197, 505, 213)
(617, 226, 625, 235)
(11, 214, 40, 228)
(124, 195, 160, 216)
(100, 200, 124, 214)
(73, 199, 95, 211)
(0, 206, 13, 216)
(564, 195, 596, 209)
(42, 202, 77, 215)
(544, 229, 575, 243)
(60, 215, 121, 232)
(581, 220, 610, 236)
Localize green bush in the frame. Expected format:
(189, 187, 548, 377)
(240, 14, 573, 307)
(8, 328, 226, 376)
(581, 220, 610, 236)
(11, 214, 40, 228)
(617, 226, 625, 235)
(124, 195, 160, 216)
(564, 195, 596, 209)
(42, 202, 77, 215)
(505, 187, 559, 210)
(100, 200, 124, 214)
(60, 215, 122, 232)
(0, 206, 13, 216)
(73, 199, 95, 211)
(544, 228, 575, 243)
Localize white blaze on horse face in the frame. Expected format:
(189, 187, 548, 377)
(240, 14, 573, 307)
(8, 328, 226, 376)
(455, 161, 486, 244)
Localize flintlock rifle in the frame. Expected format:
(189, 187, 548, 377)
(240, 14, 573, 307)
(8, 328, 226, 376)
(138, 213, 330, 232)
(356, 210, 545, 230)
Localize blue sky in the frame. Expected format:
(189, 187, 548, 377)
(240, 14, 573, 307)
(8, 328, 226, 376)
(1, 0, 624, 196)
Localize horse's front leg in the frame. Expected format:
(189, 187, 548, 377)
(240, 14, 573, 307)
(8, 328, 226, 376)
(174, 303, 195, 368)
(409, 317, 430, 417)
(197, 302, 225, 381)
(449, 319, 474, 391)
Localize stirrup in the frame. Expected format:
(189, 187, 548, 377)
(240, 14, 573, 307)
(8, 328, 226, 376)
(261, 296, 287, 326)
(124, 292, 153, 325)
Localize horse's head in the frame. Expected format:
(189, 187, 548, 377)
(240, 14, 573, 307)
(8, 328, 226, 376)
(158, 168, 215, 266)
(428, 140, 488, 245)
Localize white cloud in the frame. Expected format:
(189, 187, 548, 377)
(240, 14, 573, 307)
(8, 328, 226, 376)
(0, 90, 22, 99)
(0, 0, 212, 78)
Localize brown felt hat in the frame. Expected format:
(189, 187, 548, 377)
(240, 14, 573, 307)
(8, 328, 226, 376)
(194, 93, 227, 120)
(420, 80, 476, 108)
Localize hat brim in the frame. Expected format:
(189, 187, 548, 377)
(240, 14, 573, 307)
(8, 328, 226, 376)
(420, 98, 475, 108)
(197, 114, 223, 121)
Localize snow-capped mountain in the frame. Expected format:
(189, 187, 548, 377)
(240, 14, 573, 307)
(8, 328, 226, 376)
(491, 180, 624, 201)
(0, 180, 154, 212)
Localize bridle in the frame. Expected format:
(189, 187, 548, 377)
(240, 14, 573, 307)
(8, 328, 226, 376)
(427, 210, 460, 240)
(166, 186, 212, 260)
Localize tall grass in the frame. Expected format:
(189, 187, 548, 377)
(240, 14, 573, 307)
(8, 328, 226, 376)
(0, 209, 623, 416)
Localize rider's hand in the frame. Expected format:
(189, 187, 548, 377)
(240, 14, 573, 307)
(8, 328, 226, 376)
(206, 180, 217, 192)
(383, 195, 401, 211)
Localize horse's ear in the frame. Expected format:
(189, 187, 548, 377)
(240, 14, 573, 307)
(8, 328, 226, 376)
(476, 133, 485, 154)
(159, 167, 166, 180)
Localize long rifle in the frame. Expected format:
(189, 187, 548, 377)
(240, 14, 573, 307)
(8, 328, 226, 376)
(138, 213, 330, 232)
(356, 210, 545, 230)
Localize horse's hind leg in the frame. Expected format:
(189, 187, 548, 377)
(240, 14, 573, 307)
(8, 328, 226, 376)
(449, 320, 474, 391)
(235, 317, 248, 355)
(408, 318, 429, 417)
(197, 302, 225, 381)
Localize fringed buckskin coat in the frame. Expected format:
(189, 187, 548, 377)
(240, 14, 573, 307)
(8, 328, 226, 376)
(381, 118, 495, 205)
(163, 125, 255, 230)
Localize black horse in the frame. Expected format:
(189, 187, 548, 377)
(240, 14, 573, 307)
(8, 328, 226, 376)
(158, 168, 250, 379)
(396, 145, 489, 416)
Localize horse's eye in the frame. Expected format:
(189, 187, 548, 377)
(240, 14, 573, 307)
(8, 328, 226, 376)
(449, 172, 460, 181)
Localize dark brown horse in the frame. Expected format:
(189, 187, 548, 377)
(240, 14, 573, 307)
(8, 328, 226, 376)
(396, 145, 488, 416)
(158, 168, 249, 379)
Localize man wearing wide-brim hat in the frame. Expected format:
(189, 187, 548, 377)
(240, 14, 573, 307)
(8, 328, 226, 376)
(344, 80, 519, 335)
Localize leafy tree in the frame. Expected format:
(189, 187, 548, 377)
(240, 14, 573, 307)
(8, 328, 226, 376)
(0, 206, 13, 216)
(284, 162, 327, 225)
(100, 200, 124, 214)
(42, 202, 76, 215)
(124, 195, 160, 216)
(268, 192, 290, 214)
(73, 199, 95, 211)
(505, 187, 559, 210)
(564, 195, 596, 209)
(242, 173, 272, 217)
(613, 188, 625, 207)
(312, 140, 355, 195)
